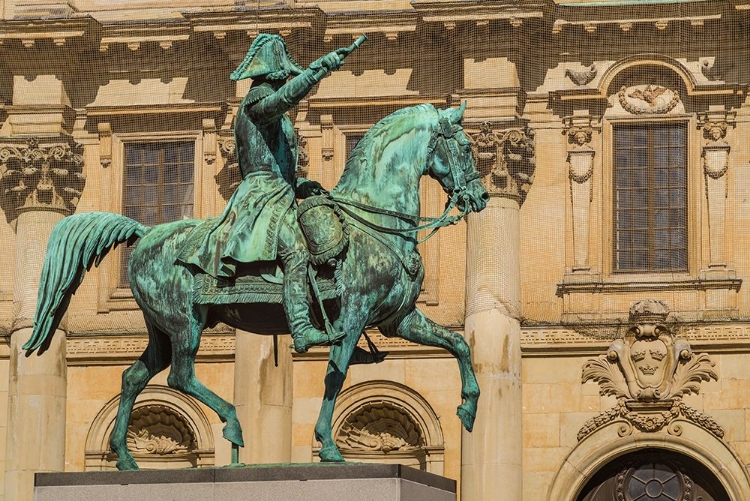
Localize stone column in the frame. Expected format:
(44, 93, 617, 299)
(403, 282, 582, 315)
(0, 137, 84, 501)
(462, 124, 535, 501)
(233, 334, 293, 464)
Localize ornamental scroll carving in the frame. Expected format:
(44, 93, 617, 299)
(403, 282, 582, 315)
(336, 402, 423, 453)
(469, 122, 536, 203)
(126, 404, 196, 455)
(578, 300, 722, 441)
(0, 137, 85, 222)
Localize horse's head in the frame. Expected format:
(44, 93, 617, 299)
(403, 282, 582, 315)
(428, 103, 489, 214)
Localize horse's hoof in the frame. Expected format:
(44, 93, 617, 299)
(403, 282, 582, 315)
(116, 456, 140, 471)
(223, 423, 245, 447)
(319, 446, 345, 462)
(457, 404, 476, 433)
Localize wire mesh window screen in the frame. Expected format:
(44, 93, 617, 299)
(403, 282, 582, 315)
(120, 141, 195, 287)
(614, 123, 688, 273)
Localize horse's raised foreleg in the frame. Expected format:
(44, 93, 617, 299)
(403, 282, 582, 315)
(314, 326, 361, 462)
(166, 312, 244, 451)
(387, 309, 480, 432)
(110, 322, 171, 470)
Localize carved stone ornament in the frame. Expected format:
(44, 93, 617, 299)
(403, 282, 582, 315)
(336, 402, 423, 453)
(0, 136, 85, 221)
(469, 121, 536, 203)
(618, 85, 681, 115)
(215, 134, 240, 201)
(565, 64, 597, 86)
(126, 404, 196, 455)
(579, 300, 722, 441)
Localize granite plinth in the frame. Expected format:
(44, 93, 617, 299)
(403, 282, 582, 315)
(34, 463, 456, 501)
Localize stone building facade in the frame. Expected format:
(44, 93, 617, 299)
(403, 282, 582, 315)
(0, 0, 749, 500)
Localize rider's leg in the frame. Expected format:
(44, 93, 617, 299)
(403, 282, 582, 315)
(278, 211, 344, 353)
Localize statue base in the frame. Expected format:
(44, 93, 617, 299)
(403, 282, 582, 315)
(34, 463, 456, 501)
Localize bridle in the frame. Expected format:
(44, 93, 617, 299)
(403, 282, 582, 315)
(330, 117, 477, 244)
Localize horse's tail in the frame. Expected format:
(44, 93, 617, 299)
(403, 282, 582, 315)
(24, 212, 148, 354)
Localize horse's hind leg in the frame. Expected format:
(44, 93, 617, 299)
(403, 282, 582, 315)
(110, 321, 172, 470)
(385, 309, 480, 432)
(166, 310, 244, 451)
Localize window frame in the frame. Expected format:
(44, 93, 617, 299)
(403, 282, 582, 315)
(601, 115, 700, 282)
(99, 132, 202, 312)
(611, 121, 689, 274)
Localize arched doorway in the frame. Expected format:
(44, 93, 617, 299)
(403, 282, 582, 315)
(577, 450, 729, 501)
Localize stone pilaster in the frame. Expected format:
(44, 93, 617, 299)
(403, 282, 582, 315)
(0, 136, 84, 501)
(462, 124, 534, 501)
(233, 334, 293, 464)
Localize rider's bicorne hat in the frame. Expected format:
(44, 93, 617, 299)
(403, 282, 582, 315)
(230, 34, 304, 81)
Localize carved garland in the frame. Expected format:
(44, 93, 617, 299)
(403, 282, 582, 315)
(618, 85, 680, 115)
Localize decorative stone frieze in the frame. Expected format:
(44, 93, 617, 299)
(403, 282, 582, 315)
(469, 121, 535, 203)
(0, 136, 85, 221)
(579, 300, 722, 441)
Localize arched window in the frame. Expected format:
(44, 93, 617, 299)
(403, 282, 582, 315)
(578, 450, 729, 501)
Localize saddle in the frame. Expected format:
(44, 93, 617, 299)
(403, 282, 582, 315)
(193, 262, 339, 305)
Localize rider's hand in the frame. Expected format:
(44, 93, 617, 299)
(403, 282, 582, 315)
(296, 179, 328, 199)
(310, 51, 344, 73)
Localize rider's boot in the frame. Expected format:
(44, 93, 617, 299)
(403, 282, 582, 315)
(283, 250, 345, 353)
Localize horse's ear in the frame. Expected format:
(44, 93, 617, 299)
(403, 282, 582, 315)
(447, 101, 467, 124)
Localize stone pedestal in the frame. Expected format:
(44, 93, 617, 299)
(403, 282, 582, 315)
(461, 195, 523, 501)
(34, 464, 456, 501)
(233, 332, 293, 464)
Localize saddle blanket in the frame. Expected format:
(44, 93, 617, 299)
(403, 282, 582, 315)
(193, 264, 338, 305)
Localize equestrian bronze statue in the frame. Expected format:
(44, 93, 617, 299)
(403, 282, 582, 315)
(24, 35, 489, 470)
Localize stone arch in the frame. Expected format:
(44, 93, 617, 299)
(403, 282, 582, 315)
(321, 380, 445, 475)
(597, 54, 698, 97)
(548, 419, 750, 501)
(85, 385, 215, 470)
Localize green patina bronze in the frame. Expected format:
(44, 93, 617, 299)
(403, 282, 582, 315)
(23, 37, 488, 471)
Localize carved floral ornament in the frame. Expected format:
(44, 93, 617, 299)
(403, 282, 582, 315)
(336, 401, 423, 453)
(0, 137, 85, 221)
(579, 300, 722, 441)
(468, 121, 536, 202)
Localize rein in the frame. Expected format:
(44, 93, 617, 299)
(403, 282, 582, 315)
(329, 118, 474, 244)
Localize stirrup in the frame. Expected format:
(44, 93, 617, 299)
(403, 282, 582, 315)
(293, 327, 345, 353)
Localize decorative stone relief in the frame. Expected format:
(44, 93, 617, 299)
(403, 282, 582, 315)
(563, 117, 598, 273)
(126, 404, 196, 455)
(336, 402, 422, 453)
(469, 122, 536, 203)
(565, 64, 597, 86)
(216, 134, 240, 201)
(579, 300, 722, 441)
(202, 118, 217, 167)
(618, 85, 680, 114)
(0, 136, 85, 221)
(98, 123, 112, 169)
(699, 111, 735, 271)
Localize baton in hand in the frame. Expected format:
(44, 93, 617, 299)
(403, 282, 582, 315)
(336, 34, 368, 59)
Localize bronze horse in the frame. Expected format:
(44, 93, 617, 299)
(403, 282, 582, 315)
(25, 102, 488, 469)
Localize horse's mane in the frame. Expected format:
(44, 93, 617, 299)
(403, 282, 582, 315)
(342, 103, 437, 176)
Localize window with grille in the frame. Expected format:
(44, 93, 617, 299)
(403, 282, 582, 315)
(120, 141, 195, 286)
(613, 123, 687, 273)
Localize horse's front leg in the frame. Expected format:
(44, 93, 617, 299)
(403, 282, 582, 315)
(314, 326, 361, 462)
(387, 308, 480, 432)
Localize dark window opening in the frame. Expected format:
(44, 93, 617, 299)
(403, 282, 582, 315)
(120, 141, 195, 287)
(614, 123, 687, 273)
